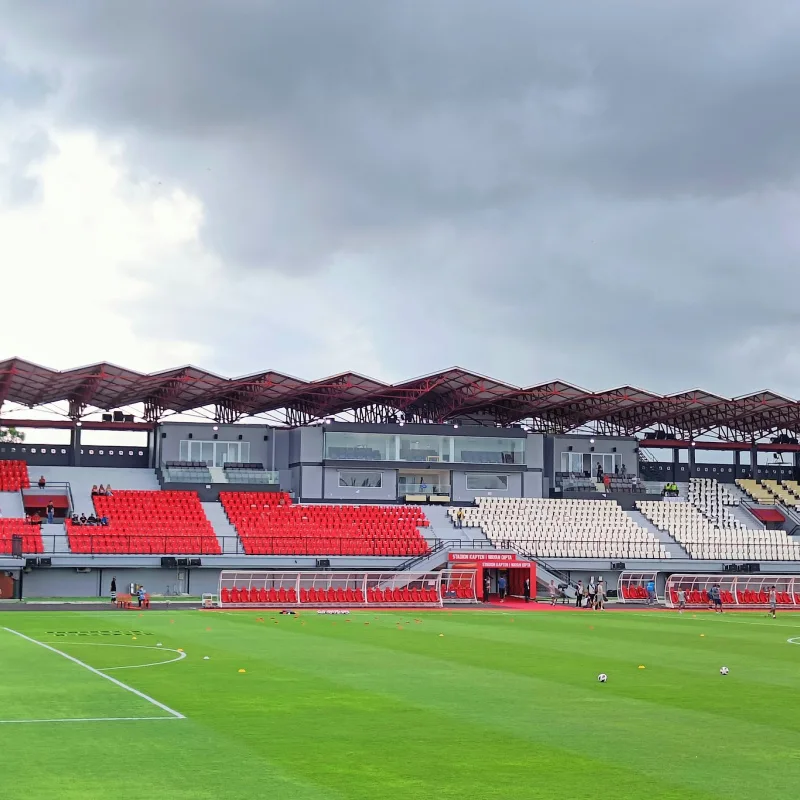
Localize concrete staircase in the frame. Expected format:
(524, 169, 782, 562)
(419, 505, 482, 546)
(626, 508, 691, 559)
(0, 491, 25, 518)
(40, 522, 72, 554)
(202, 502, 242, 554)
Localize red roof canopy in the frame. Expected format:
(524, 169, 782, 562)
(2, 357, 800, 438)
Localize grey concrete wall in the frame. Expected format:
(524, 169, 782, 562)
(21, 567, 223, 598)
(300, 465, 323, 500)
(451, 471, 523, 502)
(158, 422, 272, 466)
(522, 471, 544, 498)
(322, 468, 398, 501)
(525, 434, 545, 469)
(300, 426, 324, 464)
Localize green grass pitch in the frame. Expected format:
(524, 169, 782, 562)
(1, 607, 799, 799)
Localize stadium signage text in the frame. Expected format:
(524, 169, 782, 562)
(448, 553, 532, 568)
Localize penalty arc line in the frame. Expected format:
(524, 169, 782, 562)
(2, 628, 185, 720)
(36, 642, 187, 672)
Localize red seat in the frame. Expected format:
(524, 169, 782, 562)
(0, 460, 30, 492)
(221, 587, 231, 603)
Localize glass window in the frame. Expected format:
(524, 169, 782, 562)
(466, 474, 508, 491)
(453, 436, 524, 465)
(397, 434, 451, 463)
(338, 470, 383, 488)
(324, 432, 394, 461)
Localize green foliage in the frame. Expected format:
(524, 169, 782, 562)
(0, 426, 24, 442)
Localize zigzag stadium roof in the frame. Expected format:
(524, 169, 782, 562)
(1, 357, 799, 439)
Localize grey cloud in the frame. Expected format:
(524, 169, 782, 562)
(3, 2, 800, 396)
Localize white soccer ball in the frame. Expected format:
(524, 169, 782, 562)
(720, 666, 729, 675)
(598, 673, 608, 683)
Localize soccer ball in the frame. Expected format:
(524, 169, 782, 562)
(598, 673, 608, 683)
(720, 666, 729, 675)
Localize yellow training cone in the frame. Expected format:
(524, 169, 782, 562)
(700, 634, 705, 638)
(439, 634, 444, 637)
(638, 665, 645, 669)
(132, 637, 137, 640)
(177, 648, 184, 652)
(238, 669, 246, 673)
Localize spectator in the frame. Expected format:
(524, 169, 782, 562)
(46, 501, 55, 524)
(456, 509, 465, 529)
(100, 515, 109, 526)
(37, 475, 46, 489)
(104, 485, 113, 496)
(71, 513, 81, 525)
(91, 485, 99, 496)
(87, 514, 98, 525)
(79, 513, 88, 525)
(97, 485, 107, 496)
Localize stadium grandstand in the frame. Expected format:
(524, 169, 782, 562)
(2, 356, 800, 606)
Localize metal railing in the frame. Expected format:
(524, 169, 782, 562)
(22, 482, 75, 513)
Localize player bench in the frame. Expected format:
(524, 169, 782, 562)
(115, 593, 150, 609)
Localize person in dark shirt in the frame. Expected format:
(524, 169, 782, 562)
(46, 501, 55, 524)
(523, 577, 531, 603)
(110, 576, 117, 604)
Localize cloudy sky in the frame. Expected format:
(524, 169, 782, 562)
(1, 1, 800, 397)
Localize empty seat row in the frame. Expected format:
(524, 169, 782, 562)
(0, 518, 43, 554)
(0, 460, 29, 492)
(221, 492, 430, 557)
(65, 490, 221, 555)
(449, 497, 668, 559)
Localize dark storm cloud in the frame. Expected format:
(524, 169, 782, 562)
(3, 1, 800, 395)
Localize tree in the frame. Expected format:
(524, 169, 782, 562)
(0, 427, 25, 443)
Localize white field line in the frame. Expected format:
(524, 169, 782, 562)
(2, 627, 185, 719)
(0, 717, 181, 725)
(36, 642, 187, 672)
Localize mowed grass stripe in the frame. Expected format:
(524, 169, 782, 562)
(207, 612, 800, 798)
(2, 611, 800, 799)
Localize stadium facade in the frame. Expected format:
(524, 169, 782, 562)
(3, 358, 800, 604)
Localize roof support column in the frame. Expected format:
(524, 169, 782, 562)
(688, 440, 696, 480)
(70, 425, 82, 467)
(750, 441, 758, 480)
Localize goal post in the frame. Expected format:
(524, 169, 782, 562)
(216, 569, 477, 607)
(664, 574, 800, 608)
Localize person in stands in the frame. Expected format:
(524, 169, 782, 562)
(79, 512, 88, 525)
(97, 485, 107, 496)
(46, 501, 55, 524)
(104, 485, 113, 496)
(455, 509, 464, 528)
(91, 485, 99, 496)
(87, 513, 98, 525)
(71, 513, 81, 525)
(38, 475, 46, 489)
(100, 514, 109, 526)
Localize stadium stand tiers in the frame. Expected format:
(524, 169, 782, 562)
(0, 518, 43, 554)
(66, 490, 222, 555)
(0, 460, 30, 491)
(450, 497, 669, 559)
(220, 492, 430, 556)
(637, 490, 800, 561)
